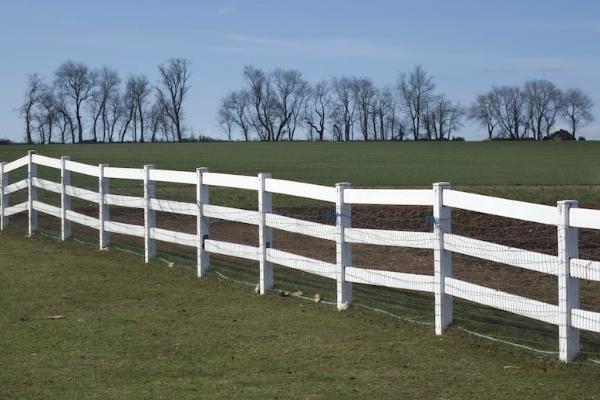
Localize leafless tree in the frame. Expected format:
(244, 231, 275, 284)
(303, 81, 331, 141)
(271, 68, 309, 141)
(542, 89, 564, 138)
(54, 61, 97, 143)
(147, 101, 172, 142)
(423, 95, 464, 140)
(217, 97, 235, 141)
(34, 84, 59, 143)
(352, 77, 377, 140)
(561, 88, 594, 137)
(54, 91, 76, 144)
(397, 65, 435, 140)
(218, 90, 252, 141)
(129, 75, 151, 142)
(523, 79, 563, 140)
(156, 58, 191, 141)
(468, 93, 497, 140)
(241, 66, 308, 141)
(372, 87, 396, 140)
(120, 82, 136, 142)
(243, 66, 272, 141)
(105, 93, 123, 143)
(116, 76, 151, 143)
(89, 67, 120, 142)
(489, 86, 527, 139)
(20, 74, 43, 144)
(393, 118, 408, 141)
(331, 77, 355, 141)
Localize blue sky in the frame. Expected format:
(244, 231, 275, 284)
(1, 0, 599, 140)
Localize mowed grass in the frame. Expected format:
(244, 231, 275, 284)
(1, 141, 600, 205)
(1, 232, 599, 400)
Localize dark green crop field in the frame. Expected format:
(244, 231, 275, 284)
(2, 141, 600, 206)
(2, 141, 600, 185)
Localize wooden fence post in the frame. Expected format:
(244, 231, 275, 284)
(144, 165, 156, 263)
(27, 150, 37, 237)
(60, 156, 71, 241)
(196, 167, 209, 277)
(99, 164, 110, 250)
(336, 182, 352, 309)
(258, 172, 273, 294)
(0, 162, 7, 231)
(433, 182, 453, 335)
(558, 200, 580, 362)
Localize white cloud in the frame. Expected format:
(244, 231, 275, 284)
(220, 32, 406, 58)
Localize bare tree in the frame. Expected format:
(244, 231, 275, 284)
(303, 81, 331, 141)
(217, 97, 235, 141)
(468, 93, 497, 140)
(130, 75, 151, 142)
(331, 77, 355, 141)
(120, 82, 136, 142)
(352, 77, 377, 140)
(270, 68, 309, 141)
(54, 91, 76, 144)
(373, 87, 396, 140)
(20, 74, 43, 144)
(54, 61, 97, 143)
(218, 90, 252, 141)
(88, 91, 103, 142)
(393, 118, 408, 141)
(397, 65, 435, 140)
(524, 79, 563, 140)
(243, 66, 273, 141)
(240, 66, 308, 141)
(147, 101, 171, 142)
(89, 67, 120, 142)
(105, 93, 123, 143)
(489, 86, 527, 139)
(156, 58, 191, 141)
(34, 84, 59, 143)
(543, 89, 563, 138)
(561, 88, 594, 137)
(423, 95, 464, 140)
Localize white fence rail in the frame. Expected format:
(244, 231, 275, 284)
(1, 150, 599, 363)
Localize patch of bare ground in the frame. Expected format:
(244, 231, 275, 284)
(23, 204, 600, 308)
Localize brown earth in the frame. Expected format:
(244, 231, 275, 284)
(18, 204, 600, 310)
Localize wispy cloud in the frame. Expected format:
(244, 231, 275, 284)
(220, 33, 406, 58)
(224, 33, 293, 47)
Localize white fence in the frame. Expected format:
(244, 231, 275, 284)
(1, 150, 599, 363)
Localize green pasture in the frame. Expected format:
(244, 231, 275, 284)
(1, 233, 599, 399)
(1, 141, 600, 206)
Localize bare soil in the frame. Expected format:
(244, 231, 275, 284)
(25, 204, 600, 309)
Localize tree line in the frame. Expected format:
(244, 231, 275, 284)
(469, 81, 594, 140)
(219, 65, 595, 141)
(218, 65, 462, 142)
(19, 61, 595, 143)
(19, 59, 190, 144)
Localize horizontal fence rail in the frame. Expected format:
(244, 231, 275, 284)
(443, 233, 560, 275)
(1, 150, 599, 363)
(443, 189, 557, 225)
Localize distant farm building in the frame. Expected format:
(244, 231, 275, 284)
(546, 129, 575, 141)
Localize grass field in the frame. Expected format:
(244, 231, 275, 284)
(2, 141, 600, 398)
(1, 233, 599, 399)
(2, 141, 600, 205)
